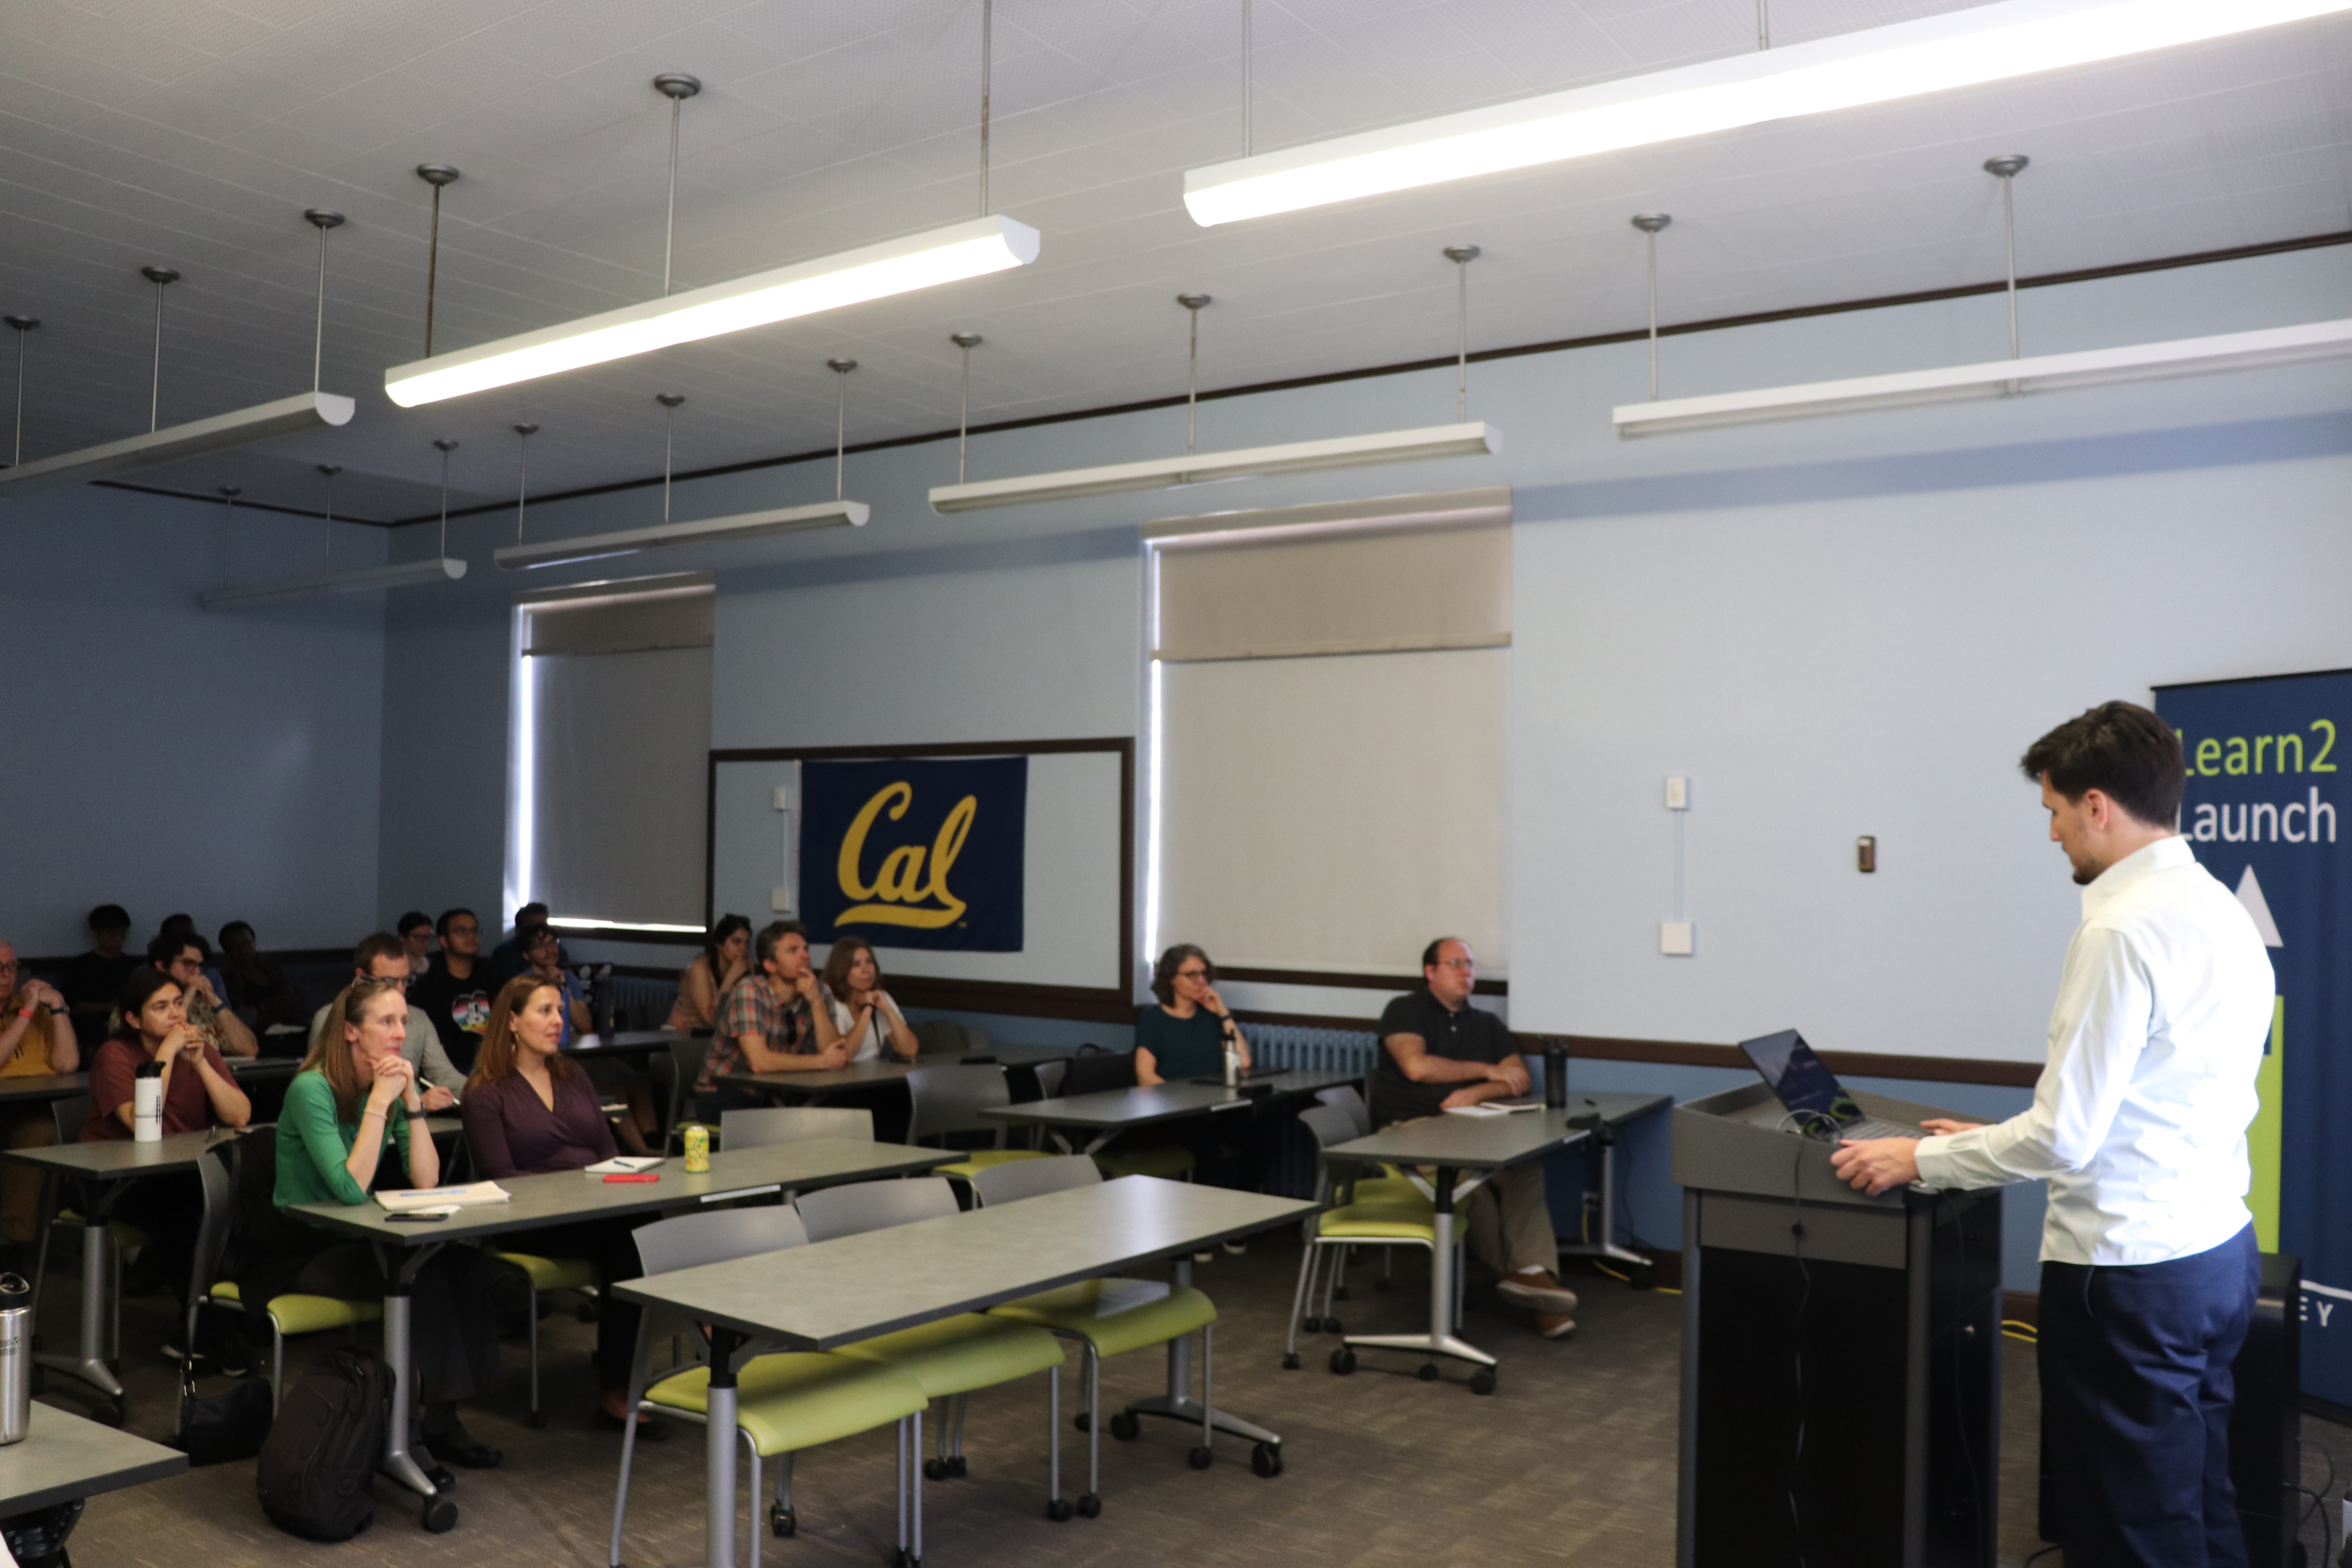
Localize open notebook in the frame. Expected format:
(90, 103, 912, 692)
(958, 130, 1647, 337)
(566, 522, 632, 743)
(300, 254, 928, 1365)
(1443, 1098, 1545, 1118)
(374, 1181, 511, 1215)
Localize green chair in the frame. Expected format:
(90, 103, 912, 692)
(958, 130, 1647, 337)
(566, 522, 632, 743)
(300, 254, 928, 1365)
(190, 1150, 381, 1410)
(1054, 1052, 1196, 1182)
(906, 1064, 1050, 1185)
(794, 1177, 1075, 1516)
(972, 1157, 1230, 1512)
(1301, 1085, 1422, 1307)
(610, 1207, 931, 1568)
(1285, 1105, 1469, 1381)
(491, 1250, 598, 1427)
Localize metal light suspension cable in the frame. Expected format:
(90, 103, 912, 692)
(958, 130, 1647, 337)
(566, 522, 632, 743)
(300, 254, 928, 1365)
(305, 209, 344, 395)
(219, 485, 240, 576)
(513, 423, 538, 544)
(1985, 155, 2030, 362)
(318, 463, 341, 567)
(433, 439, 458, 556)
(828, 359, 856, 500)
(1177, 294, 1210, 454)
(951, 333, 981, 482)
(654, 74, 703, 296)
(1444, 245, 1479, 420)
(656, 394, 684, 520)
(978, 0, 993, 216)
(141, 266, 177, 432)
(1242, 0, 1253, 155)
(1633, 214, 1671, 400)
(416, 165, 460, 357)
(1759, 0, 1770, 49)
(3, 316, 35, 467)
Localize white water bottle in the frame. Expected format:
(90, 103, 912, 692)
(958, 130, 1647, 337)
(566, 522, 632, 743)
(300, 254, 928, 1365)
(133, 1061, 163, 1143)
(1223, 1032, 1239, 1088)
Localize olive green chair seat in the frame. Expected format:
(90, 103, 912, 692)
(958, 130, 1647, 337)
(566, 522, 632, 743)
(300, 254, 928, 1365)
(990, 1278, 1217, 1359)
(646, 1353, 929, 1455)
(932, 1147, 1052, 1182)
(1090, 1144, 1195, 1182)
(1286, 1105, 1460, 1369)
(494, 1251, 600, 1427)
(832, 1314, 1065, 1400)
(206, 1275, 383, 1409)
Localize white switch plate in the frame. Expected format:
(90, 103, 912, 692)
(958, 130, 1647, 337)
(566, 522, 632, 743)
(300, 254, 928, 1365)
(771, 887, 793, 912)
(1664, 776, 1689, 810)
(1659, 921, 1694, 956)
(773, 786, 789, 810)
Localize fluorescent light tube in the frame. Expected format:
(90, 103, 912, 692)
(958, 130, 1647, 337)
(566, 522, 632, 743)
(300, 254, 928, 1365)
(0, 392, 355, 499)
(495, 499, 869, 571)
(1611, 318, 2352, 437)
(387, 217, 1041, 408)
(201, 556, 466, 610)
(1184, 0, 2352, 226)
(547, 917, 707, 934)
(929, 422, 1500, 513)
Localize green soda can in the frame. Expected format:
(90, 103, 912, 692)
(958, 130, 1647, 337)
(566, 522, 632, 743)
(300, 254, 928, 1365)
(684, 1126, 710, 1173)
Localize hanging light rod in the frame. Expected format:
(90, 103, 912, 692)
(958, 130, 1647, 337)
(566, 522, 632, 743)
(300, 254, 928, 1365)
(0, 391, 353, 500)
(1181, 0, 2352, 226)
(200, 556, 467, 611)
(929, 422, 1498, 514)
(1611, 318, 2352, 438)
(493, 499, 868, 571)
(384, 215, 1039, 408)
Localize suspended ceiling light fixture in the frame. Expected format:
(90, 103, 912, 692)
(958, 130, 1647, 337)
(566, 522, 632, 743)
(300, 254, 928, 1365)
(4, 315, 35, 467)
(0, 215, 354, 500)
(950, 331, 981, 482)
(201, 432, 468, 609)
(385, 69, 1040, 409)
(1181, 0, 2352, 226)
(495, 383, 866, 572)
(930, 261, 1498, 513)
(416, 163, 460, 358)
(1631, 214, 1671, 400)
(1613, 154, 2352, 436)
(512, 421, 538, 544)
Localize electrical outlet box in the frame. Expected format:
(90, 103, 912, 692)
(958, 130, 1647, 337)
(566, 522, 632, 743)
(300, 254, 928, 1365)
(773, 786, 788, 810)
(1659, 921, 1694, 956)
(771, 887, 793, 912)
(1665, 776, 1689, 810)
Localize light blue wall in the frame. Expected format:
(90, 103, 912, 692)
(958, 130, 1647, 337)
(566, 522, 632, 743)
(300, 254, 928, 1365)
(0, 484, 390, 956)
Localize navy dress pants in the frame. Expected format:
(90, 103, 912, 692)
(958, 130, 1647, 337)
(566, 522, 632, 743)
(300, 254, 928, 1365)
(2038, 1223, 2259, 1568)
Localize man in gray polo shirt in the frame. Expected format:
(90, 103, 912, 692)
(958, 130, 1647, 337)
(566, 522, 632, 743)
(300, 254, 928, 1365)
(309, 932, 464, 1109)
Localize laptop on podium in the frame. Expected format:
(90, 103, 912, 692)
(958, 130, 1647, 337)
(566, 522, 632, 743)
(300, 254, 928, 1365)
(1738, 1029, 1927, 1142)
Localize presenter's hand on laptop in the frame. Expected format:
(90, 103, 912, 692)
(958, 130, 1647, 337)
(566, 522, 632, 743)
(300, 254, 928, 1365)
(1829, 1118, 1984, 1196)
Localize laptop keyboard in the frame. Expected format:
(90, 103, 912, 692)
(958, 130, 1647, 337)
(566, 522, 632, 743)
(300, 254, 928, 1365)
(1842, 1118, 1927, 1141)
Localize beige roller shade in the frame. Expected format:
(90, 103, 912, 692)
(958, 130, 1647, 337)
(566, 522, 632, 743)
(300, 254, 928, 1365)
(523, 578, 713, 656)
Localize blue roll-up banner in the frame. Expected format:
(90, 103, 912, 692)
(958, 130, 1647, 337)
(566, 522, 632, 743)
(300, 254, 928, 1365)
(2154, 670, 2350, 1406)
(798, 757, 1027, 952)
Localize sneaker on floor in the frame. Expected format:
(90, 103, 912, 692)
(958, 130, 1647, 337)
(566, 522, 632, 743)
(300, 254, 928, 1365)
(1534, 1312, 1576, 1339)
(1494, 1269, 1580, 1315)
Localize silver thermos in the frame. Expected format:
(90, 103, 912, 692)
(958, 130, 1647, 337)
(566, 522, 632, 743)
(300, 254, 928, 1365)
(0, 1272, 32, 1444)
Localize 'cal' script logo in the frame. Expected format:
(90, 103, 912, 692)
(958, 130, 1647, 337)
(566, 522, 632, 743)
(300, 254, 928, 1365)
(835, 782, 975, 929)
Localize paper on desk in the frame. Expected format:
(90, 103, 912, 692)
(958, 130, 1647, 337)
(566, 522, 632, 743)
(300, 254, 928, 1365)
(1444, 1098, 1545, 1117)
(374, 1182, 510, 1213)
(584, 1156, 664, 1175)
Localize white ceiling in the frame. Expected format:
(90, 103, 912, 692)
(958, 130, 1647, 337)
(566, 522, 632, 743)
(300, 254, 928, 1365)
(2, 0, 2348, 521)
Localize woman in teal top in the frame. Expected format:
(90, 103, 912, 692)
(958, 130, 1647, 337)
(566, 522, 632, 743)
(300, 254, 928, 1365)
(250, 979, 508, 1474)
(1134, 944, 1250, 1084)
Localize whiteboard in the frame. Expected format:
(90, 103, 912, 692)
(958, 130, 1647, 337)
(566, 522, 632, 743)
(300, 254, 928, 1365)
(709, 746, 1127, 992)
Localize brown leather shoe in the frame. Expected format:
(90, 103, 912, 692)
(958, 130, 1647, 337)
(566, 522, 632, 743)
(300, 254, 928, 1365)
(1535, 1312, 1576, 1339)
(1495, 1269, 1580, 1315)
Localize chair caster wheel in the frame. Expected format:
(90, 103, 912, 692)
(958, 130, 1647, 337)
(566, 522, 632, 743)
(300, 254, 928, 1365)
(948, 1455, 966, 1477)
(1418, 1361, 1440, 1381)
(924, 1457, 951, 1481)
(1047, 1498, 1074, 1522)
(1328, 1348, 1357, 1375)
(1332, 1286, 1350, 1301)
(1109, 1411, 1141, 1442)
(1628, 1263, 1656, 1292)
(1323, 1317, 1342, 1335)
(1073, 1411, 1090, 1432)
(1300, 1315, 1321, 1333)
(1189, 1446, 1213, 1470)
(525, 1410, 547, 1429)
(97, 1400, 125, 1428)
(1374, 1276, 1392, 1293)
(1470, 1369, 1497, 1396)
(1281, 1352, 1300, 1370)
(1251, 1443, 1283, 1478)
(420, 1496, 458, 1533)
(769, 1502, 795, 1537)
(575, 1297, 601, 1322)
(1076, 1494, 1101, 1518)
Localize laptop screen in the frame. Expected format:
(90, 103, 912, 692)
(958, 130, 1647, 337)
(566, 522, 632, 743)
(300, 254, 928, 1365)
(1739, 1029, 1864, 1127)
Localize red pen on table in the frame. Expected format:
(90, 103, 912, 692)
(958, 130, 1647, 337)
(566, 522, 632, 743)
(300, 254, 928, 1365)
(603, 1173, 660, 1183)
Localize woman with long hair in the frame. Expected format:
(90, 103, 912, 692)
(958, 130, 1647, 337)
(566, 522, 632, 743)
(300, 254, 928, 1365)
(665, 914, 751, 1033)
(463, 976, 658, 1435)
(817, 939, 919, 1063)
(252, 979, 507, 1474)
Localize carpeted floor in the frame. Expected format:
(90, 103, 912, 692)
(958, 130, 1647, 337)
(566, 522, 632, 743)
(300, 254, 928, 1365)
(29, 1231, 2352, 1568)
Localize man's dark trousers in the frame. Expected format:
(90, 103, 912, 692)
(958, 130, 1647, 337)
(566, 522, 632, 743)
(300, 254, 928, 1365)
(2039, 1222, 2260, 1567)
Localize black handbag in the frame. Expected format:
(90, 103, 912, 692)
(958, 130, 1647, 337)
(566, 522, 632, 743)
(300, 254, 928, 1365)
(175, 1354, 273, 1467)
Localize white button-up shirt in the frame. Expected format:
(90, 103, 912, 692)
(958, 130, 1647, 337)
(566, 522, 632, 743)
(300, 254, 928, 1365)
(1913, 836, 2274, 1267)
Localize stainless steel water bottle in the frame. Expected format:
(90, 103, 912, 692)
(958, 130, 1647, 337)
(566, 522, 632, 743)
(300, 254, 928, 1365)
(0, 1272, 33, 1444)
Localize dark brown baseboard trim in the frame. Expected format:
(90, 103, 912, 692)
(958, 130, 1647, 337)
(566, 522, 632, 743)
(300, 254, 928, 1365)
(1219, 966, 1506, 995)
(2002, 1291, 2040, 1331)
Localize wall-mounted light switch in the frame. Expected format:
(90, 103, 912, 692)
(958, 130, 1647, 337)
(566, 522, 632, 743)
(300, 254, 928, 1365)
(1857, 835, 1877, 873)
(1659, 921, 1694, 956)
(773, 786, 789, 810)
(1665, 776, 1689, 810)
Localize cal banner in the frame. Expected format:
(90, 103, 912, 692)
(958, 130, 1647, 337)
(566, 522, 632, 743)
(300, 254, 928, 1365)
(798, 757, 1026, 952)
(2155, 671, 2352, 1408)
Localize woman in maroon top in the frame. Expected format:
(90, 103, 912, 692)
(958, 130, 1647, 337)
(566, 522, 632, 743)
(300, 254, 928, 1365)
(462, 976, 658, 1434)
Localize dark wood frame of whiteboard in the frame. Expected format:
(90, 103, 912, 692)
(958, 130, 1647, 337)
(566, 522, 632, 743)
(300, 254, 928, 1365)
(704, 737, 1136, 1012)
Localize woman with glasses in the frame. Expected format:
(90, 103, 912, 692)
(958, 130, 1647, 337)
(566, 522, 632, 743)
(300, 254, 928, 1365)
(1135, 944, 1249, 1087)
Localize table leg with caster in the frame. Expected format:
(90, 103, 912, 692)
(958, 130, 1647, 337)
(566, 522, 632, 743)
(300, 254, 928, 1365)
(703, 1326, 740, 1568)
(1341, 1166, 1499, 1391)
(1120, 1261, 1285, 1465)
(379, 1245, 457, 1532)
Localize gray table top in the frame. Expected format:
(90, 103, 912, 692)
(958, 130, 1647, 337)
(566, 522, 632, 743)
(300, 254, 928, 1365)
(564, 1031, 684, 1059)
(618, 1175, 1315, 1349)
(1182, 1066, 1363, 1099)
(0, 1074, 89, 1106)
(1327, 1092, 1672, 1171)
(225, 1055, 301, 1078)
(0, 1402, 185, 1514)
(287, 1138, 950, 1246)
(0, 1126, 245, 1178)
(979, 1080, 1270, 1132)
(718, 1050, 990, 1097)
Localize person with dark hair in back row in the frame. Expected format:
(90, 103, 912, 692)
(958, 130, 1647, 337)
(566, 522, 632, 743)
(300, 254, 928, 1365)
(666, 913, 751, 1034)
(309, 934, 464, 1109)
(1135, 944, 1249, 1086)
(1834, 702, 2275, 1568)
(396, 911, 436, 979)
(127, 931, 259, 1059)
(409, 908, 494, 1073)
(58, 904, 139, 1031)
(217, 921, 309, 1029)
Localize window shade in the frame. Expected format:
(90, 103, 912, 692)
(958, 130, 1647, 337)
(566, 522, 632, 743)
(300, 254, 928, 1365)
(523, 586, 712, 656)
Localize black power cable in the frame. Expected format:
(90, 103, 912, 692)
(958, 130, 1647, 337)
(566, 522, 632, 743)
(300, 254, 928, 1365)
(1779, 1111, 1837, 1568)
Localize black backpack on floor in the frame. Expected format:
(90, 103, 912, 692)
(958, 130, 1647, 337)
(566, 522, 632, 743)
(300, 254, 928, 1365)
(256, 1348, 391, 1542)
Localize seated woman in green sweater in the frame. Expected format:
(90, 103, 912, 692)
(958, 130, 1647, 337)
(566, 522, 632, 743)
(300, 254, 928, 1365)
(260, 979, 508, 1475)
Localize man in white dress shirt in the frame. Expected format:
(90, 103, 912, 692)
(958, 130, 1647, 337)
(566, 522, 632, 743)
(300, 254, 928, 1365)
(1832, 701, 2274, 1568)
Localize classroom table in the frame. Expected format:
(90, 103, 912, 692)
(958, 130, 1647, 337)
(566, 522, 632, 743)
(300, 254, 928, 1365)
(0, 1399, 184, 1517)
(717, 1050, 978, 1105)
(5, 1127, 249, 1421)
(0, 1075, 89, 1107)
(980, 1070, 1360, 1156)
(1321, 1091, 1670, 1391)
(561, 1029, 683, 1063)
(616, 1174, 1316, 1568)
(286, 1138, 951, 1533)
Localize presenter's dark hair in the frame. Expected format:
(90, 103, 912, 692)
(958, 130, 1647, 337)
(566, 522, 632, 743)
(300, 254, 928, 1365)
(1151, 944, 1213, 1006)
(2020, 701, 2184, 827)
(755, 920, 808, 971)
